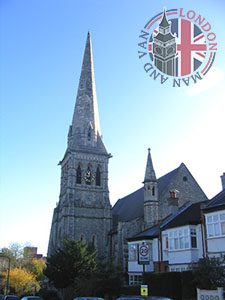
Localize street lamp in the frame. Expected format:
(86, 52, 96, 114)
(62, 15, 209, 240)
(0, 253, 11, 295)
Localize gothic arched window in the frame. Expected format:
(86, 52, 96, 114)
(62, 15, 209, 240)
(87, 126, 92, 141)
(92, 235, 97, 250)
(152, 186, 155, 196)
(96, 166, 101, 186)
(84, 165, 92, 185)
(76, 164, 82, 184)
(80, 234, 86, 244)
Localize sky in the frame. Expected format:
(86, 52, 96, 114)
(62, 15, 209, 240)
(1, 0, 225, 257)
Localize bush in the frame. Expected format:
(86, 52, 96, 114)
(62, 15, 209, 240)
(192, 257, 225, 289)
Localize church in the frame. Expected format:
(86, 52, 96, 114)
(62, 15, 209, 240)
(47, 32, 208, 271)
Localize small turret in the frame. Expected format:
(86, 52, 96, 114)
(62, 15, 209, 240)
(143, 148, 159, 227)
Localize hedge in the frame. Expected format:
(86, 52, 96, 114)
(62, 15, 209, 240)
(142, 271, 196, 300)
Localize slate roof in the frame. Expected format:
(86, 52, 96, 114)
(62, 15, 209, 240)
(127, 200, 209, 241)
(162, 200, 208, 230)
(112, 165, 180, 223)
(203, 189, 225, 212)
(127, 224, 159, 241)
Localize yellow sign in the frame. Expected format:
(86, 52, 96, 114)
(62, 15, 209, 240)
(141, 285, 148, 296)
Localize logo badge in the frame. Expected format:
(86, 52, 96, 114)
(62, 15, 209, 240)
(138, 8, 217, 87)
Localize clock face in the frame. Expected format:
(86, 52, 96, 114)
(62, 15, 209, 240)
(155, 46, 162, 55)
(84, 170, 95, 184)
(167, 46, 175, 55)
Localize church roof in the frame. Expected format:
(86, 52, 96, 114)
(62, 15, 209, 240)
(112, 165, 180, 223)
(127, 224, 159, 241)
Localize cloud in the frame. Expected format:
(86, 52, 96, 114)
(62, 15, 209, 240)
(186, 67, 225, 96)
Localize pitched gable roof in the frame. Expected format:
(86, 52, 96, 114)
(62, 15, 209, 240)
(203, 189, 225, 212)
(112, 165, 180, 222)
(112, 188, 144, 222)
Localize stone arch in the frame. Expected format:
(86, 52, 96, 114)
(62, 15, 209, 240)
(91, 234, 97, 250)
(80, 234, 86, 244)
(96, 165, 101, 186)
(76, 164, 82, 184)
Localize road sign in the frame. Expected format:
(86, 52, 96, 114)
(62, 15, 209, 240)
(138, 242, 150, 265)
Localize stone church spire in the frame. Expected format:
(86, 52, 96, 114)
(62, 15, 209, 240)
(143, 148, 159, 227)
(48, 33, 111, 259)
(68, 32, 106, 154)
(144, 148, 156, 183)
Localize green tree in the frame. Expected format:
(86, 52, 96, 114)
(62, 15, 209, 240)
(75, 262, 123, 297)
(44, 240, 97, 289)
(192, 257, 225, 289)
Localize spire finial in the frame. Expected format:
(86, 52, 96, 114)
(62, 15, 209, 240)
(143, 147, 156, 183)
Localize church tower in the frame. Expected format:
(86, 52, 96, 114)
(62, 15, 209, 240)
(153, 10, 176, 76)
(48, 33, 112, 259)
(143, 148, 159, 227)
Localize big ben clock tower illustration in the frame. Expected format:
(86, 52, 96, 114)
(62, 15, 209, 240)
(153, 10, 176, 76)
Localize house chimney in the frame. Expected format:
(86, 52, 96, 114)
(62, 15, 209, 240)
(167, 189, 179, 214)
(221, 173, 225, 190)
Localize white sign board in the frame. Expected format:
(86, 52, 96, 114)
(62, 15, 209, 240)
(138, 242, 150, 265)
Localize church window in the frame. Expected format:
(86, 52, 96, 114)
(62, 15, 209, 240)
(84, 166, 92, 185)
(87, 126, 92, 141)
(96, 166, 101, 186)
(183, 176, 188, 182)
(91, 235, 97, 249)
(76, 165, 82, 184)
(152, 186, 155, 196)
(80, 234, 86, 244)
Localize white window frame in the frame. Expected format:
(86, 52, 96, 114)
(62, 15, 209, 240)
(128, 243, 138, 261)
(169, 265, 189, 272)
(167, 226, 197, 251)
(129, 273, 143, 285)
(206, 210, 225, 238)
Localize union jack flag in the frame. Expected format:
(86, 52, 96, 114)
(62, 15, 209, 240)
(175, 19, 207, 76)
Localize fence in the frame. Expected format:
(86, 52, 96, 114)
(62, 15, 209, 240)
(197, 287, 224, 300)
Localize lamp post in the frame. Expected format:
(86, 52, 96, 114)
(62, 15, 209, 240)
(0, 253, 11, 295)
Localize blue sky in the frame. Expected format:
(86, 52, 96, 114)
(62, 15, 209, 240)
(1, 0, 225, 256)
